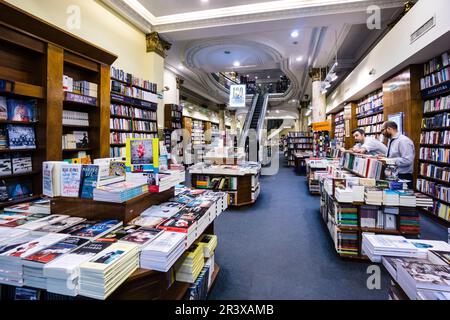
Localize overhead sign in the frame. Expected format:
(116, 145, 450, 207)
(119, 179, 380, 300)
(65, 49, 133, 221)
(312, 121, 331, 132)
(229, 84, 246, 108)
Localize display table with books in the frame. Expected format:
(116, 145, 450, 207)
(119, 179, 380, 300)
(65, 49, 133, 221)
(0, 186, 228, 301)
(316, 162, 435, 260)
(189, 162, 261, 207)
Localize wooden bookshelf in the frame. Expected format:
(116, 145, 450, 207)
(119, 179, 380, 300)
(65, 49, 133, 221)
(0, 1, 117, 208)
(109, 70, 159, 158)
(415, 53, 450, 224)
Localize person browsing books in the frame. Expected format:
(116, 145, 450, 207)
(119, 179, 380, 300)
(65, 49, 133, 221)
(343, 129, 388, 156)
(379, 121, 415, 188)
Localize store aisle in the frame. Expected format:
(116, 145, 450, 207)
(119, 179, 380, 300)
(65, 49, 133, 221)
(208, 156, 448, 300)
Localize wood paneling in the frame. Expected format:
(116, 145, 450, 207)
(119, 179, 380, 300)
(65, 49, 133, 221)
(383, 65, 423, 181)
(98, 64, 111, 158)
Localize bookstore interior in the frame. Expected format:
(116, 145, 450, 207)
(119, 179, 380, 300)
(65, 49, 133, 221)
(1, 0, 450, 305)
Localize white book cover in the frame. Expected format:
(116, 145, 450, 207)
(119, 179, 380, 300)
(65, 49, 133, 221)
(0, 227, 30, 244)
(19, 214, 69, 231)
(60, 164, 82, 197)
(363, 234, 417, 253)
(142, 231, 185, 256)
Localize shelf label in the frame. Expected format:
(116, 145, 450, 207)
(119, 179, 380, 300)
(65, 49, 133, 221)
(65, 92, 97, 106)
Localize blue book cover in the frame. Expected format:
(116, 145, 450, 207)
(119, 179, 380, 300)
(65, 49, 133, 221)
(79, 165, 100, 199)
(6, 99, 36, 122)
(7, 125, 36, 149)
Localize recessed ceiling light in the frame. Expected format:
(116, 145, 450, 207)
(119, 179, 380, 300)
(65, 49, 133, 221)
(246, 74, 249, 77)
(255, 76, 258, 80)
(201, 0, 209, 3)
(178, 65, 184, 70)
(276, 110, 280, 114)
(296, 56, 303, 62)
(267, 76, 270, 79)
(291, 30, 299, 38)
(233, 61, 240, 67)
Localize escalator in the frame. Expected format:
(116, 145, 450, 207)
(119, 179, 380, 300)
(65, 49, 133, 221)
(249, 94, 265, 131)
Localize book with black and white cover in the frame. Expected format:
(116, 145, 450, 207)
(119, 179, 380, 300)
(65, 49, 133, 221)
(44, 241, 113, 296)
(95, 225, 141, 243)
(59, 220, 122, 240)
(119, 227, 164, 247)
(0, 213, 49, 228)
(7, 125, 36, 149)
(0, 155, 12, 176)
(397, 262, 450, 299)
(34, 217, 86, 234)
(78, 242, 140, 300)
(381, 256, 434, 281)
(11, 154, 32, 174)
(140, 201, 184, 218)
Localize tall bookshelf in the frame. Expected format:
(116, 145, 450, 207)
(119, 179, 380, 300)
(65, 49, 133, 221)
(164, 104, 183, 159)
(333, 110, 345, 147)
(285, 132, 313, 167)
(109, 68, 158, 158)
(417, 50, 450, 224)
(356, 89, 384, 140)
(0, 2, 116, 208)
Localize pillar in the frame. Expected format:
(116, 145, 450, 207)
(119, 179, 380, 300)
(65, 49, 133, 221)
(230, 110, 237, 134)
(146, 32, 172, 130)
(218, 104, 226, 132)
(309, 68, 327, 124)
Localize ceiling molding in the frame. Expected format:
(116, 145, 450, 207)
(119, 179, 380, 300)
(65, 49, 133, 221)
(153, 0, 405, 33)
(102, 0, 405, 34)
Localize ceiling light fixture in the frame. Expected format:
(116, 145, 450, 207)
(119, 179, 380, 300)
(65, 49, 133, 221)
(178, 65, 184, 70)
(233, 61, 240, 67)
(201, 0, 209, 3)
(296, 56, 303, 62)
(291, 30, 299, 38)
(276, 110, 280, 114)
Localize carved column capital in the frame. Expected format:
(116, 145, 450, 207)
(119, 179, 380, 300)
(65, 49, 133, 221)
(176, 77, 184, 90)
(309, 68, 325, 82)
(146, 32, 172, 58)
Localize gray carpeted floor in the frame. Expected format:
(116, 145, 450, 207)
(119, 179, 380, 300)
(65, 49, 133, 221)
(207, 156, 449, 300)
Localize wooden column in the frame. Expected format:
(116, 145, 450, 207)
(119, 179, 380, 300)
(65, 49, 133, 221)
(46, 44, 64, 161)
(99, 64, 111, 158)
(344, 102, 358, 150)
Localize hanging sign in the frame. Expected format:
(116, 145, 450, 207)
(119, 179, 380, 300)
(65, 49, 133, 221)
(229, 85, 246, 108)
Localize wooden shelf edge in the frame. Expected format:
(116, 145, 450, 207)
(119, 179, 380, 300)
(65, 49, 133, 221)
(0, 81, 45, 99)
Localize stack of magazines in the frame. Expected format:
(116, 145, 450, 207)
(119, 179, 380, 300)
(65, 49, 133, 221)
(140, 231, 185, 272)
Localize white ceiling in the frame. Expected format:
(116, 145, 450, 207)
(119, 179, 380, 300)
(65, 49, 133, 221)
(103, 0, 406, 106)
(140, 0, 275, 17)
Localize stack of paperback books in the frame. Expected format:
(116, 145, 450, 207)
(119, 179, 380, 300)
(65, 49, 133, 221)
(22, 237, 89, 289)
(185, 265, 210, 300)
(93, 181, 149, 203)
(362, 234, 418, 263)
(175, 243, 205, 283)
(119, 227, 164, 248)
(415, 192, 434, 208)
(0, 233, 68, 286)
(365, 188, 383, 205)
(140, 231, 185, 272)
(197, 234, 218, 259)
(383, 190, 400, 206)
(399, 208, 420, 234)
(78, 242, 140, 300)
(59, 220, 123, 240)
(44, 242, 113, 296)
(397, 190, 417, 207)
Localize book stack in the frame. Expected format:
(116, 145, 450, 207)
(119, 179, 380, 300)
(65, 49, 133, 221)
(4, 198, 50, 215)
(175, 243, 205, 283)
(119, 227, 164, 248)
(44, 242, 113, 296)
(382, 256, 430, 282)
(156, 170, 186, 193)
(415, 192, 434, 207)
(93, 181, 149, 203)
(0, 233, 68, 286)
(335, 187, 353, 203)
(0, 227, 30, 243)
(335, 203, 358, 227)
(78, 242, 140, 300)
(383, 190, 400, 206)
(429, 250, 450, 265)
(362, 234, 418, 263)
(140, 231, 185, 272)
(158, 214, 198, 248)
(22, 237, 89, 289)
(399, 207, 420, 234)
(185, 265, 210, 300)
(62, 110, 89, 126)
(335, 230, 359, 256)
(397, 262, 450, 300)
(396, 190, 417, 207)
(365, 187, 383, 205)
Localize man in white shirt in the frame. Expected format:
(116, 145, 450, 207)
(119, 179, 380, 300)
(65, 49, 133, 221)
(380, 121, 416, 188)
(347, 129, 388, 156)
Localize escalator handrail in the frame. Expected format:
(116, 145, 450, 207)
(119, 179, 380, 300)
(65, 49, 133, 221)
(238, 93, 259, 148)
